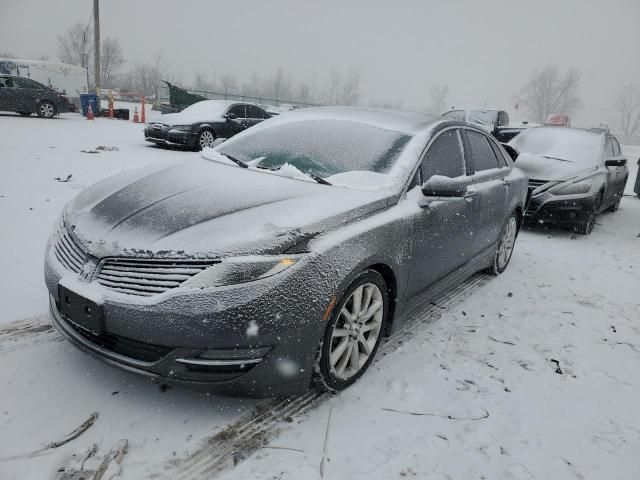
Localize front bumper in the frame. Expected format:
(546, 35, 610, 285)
(525, 190, 598, 225)
(144, 125, 197, 147)
(45, 249, 329, 398)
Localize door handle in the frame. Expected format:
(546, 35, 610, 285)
(464, 191, 478, 202)
(502, 179, 512, 187)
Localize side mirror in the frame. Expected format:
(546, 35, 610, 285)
(422, 175, 469, 197)
(501, 143, 519, 162)
(224, 113, 237, 121)
(605, 158, 626, 167)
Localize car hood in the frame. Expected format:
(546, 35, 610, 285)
(515, 153, 597, 181)
(66, 160, 394, 258)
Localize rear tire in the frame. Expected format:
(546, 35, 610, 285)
(489, 213, 518, 275)
(36, 101, 56, 118)
(315, 270, 389, 392)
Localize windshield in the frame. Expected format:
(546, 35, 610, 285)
(467, 110, 497, 127)
(218, 119, 413, 179)
(510, 127, 602, 164)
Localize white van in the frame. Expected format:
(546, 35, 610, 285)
(0, 58, 87, 100)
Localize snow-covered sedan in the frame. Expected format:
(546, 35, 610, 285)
(510, 127, 629, 234)
(144, 100, 270, 150)
(45, 107, 528, 397)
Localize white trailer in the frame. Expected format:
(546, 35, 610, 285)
(0, 58, 87, 100)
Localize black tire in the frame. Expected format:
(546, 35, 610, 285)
(488, 212, 519, 275)
(606, 195, 622, 212)
(315, 270, 389, 392)
(18, 112, 32, 117)
(574, 192, 602, 235)
(36, 101, 56, 118)
(195, 129, 216, 151)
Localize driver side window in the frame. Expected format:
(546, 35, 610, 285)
(421, 129, 466, 181)
(228, 105, 246, 118)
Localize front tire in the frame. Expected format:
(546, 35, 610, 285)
(575, 192, 602, 235)
(195, 129, 216, 151)
(315, 270, 389, 392)
(489, 213, 518, 275)
(36, 101, 56, 118)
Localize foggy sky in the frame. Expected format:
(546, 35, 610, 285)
(1, 0, 639, 126)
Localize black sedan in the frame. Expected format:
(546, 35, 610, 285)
(144, 100, 270, 150)
(46, 108, 528, 397)
(510, 127, 629, 234)
(0, 75, 75, 118)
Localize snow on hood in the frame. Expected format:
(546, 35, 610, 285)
(156, 100, 234, 125)
(66, 159, 393, 258)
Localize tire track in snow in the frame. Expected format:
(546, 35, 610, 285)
(166, 273, 492, 480)
(0, 316, 57, 352)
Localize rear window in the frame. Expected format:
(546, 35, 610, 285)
(219, 119, 412, 178)
(510, 127, 602, 165)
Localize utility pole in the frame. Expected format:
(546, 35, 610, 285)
(93, 0, 100, 95)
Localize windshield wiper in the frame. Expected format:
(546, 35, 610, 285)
(221, 153, 249, 168)
(543, 155, 574, 163)
(306, 173, 332, 185)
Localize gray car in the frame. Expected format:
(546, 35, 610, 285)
(45, 107, 528, 397)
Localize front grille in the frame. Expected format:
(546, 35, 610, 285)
(54, 222, 87, 273)
(96, 258, 219, 296)
(63, 313, 172, 362)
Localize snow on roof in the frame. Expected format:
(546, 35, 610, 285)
(0, 58, 87, 73)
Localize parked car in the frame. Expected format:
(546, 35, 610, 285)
(509, 127, 629, 234)
(144, 100, 271, 150)
(0, 74, 75, 118)
(441, 109, 521, 142)
(46, 108, 528, 397)
(544, 113, 571, 127)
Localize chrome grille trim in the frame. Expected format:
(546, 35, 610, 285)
(54, 221, 87, 273)
(96, 258, 219, 296)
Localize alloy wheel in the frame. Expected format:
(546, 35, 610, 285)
(329, 282, 384, 380)
(199, 130, 215, 149)
(496, 215, 517, 271)
(39, 102, 55, 118)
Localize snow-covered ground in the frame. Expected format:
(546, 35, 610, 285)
(0, 113, 639, 479)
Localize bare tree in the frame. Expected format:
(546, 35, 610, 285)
(100, 37, 124, 89)
(426, 84, 448, 115)
(340, 65, 362, 106)
(323, 68, 342, 105)
(0, 52, 16, 58)
(613, 84, 640, 136)
(57, 22, 92, 67)
(518, 66, 582, 123)
(219, 73, 238, 96)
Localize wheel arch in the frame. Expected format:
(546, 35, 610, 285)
(365, 263, 397, 336)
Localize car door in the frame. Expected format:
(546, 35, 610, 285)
(601, 137, 618, 206)
(0, 77, 11, 110)
(406, 128, 475, 298)
(13, 77, 41, 111)
(463, 128, 509, 257)
(604, 136, 627, 206)
(223, 104, 248, 137)
(0, 76, 22, 111)
(245, 105, 268, 128)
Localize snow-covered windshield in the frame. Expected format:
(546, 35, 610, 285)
(510, 127, 602, 164)
(467, 110, 497, 127)
(217, 119, 413, 179)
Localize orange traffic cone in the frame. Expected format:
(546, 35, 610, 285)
(140, 96, 146, 123)
(133, 106, 139, 123)
(87, 104, 94, 120)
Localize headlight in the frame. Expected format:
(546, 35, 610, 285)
(169, 125, 192, 132)
(550, 178, 593, 195)
(183, 255, 302, 288)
